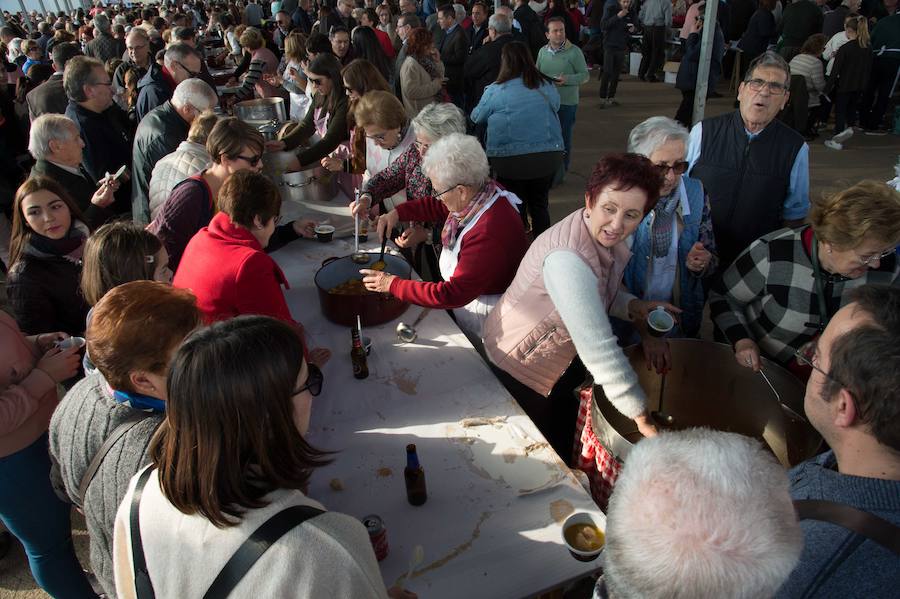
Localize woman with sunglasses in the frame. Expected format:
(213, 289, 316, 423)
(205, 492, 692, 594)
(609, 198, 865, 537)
(269, 54, 351, 174)
(173, 170, 327, 365)
(710, 180, 900, 377)
(150, 117, 265, 272)
(616, 117, 718, 375)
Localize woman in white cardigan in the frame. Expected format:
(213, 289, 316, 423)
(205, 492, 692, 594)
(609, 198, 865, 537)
(400, 28, 446, 117)
(147, 112, 217, 220)
(113, 316, 414, 599)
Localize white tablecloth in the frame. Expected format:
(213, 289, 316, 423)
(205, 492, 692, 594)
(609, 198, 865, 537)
(272, 235, 605, 598)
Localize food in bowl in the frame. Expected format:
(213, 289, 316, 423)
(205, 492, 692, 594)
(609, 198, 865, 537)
(329, 278, 369, 295)
(564, 523, 605, 552)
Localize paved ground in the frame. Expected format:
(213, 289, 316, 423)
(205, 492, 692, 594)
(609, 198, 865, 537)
(1, 74, 896, 598)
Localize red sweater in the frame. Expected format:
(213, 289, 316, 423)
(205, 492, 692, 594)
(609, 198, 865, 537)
(389, 193, 528, 309)
(173, 212, 293, 324)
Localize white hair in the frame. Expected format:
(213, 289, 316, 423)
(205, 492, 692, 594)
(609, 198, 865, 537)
(171, 78, 218, 112)
(421, 133, 490, 190)
(603, 429, 803, 599)
(488, 13, 511, 34)
(453, 3, 466, 22)
(28, 114, 78, 161)
(627, 116, 690, 158)
(411, 102, 466, 144)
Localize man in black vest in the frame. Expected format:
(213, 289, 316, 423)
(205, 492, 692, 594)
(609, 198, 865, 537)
(687, 51, 809, 271)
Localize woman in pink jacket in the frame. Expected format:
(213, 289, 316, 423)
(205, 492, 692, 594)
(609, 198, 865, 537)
(0, 310, 98, 597)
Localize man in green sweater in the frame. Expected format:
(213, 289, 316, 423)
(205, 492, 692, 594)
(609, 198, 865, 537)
(537, 16, 589, 178)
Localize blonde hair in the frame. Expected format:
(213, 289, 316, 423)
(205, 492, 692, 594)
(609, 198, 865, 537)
(239, 26, 264, 51)
(354, 89, 407, 130)
(187, 110, 220, 145)
(809, 181, 900, 250)
(846, 14, 869, 48)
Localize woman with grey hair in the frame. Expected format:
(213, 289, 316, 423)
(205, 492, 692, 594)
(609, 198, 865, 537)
(350, 102, 467, 281)
(620, 116, 717, 374)
(29, 114, 119, 229)
(360, 133, 528, 340)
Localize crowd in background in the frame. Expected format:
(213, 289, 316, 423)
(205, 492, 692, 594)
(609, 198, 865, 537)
(0, 0, 898, 598)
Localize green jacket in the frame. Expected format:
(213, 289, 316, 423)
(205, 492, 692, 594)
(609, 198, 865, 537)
(536, 41, 589, 106)
(872, 13, 900, 56)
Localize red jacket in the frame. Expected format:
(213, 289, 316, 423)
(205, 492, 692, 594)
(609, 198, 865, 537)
(373, 27, 396, 58)
(173, 212, 293, 324)
(389, 192, 528, 309)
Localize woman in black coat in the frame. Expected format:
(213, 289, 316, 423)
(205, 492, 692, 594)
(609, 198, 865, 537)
(737, 0, 777, 80)
(6, 176, 90, 336)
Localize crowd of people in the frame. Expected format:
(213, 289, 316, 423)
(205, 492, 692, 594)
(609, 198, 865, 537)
(0, 0, 897, 598)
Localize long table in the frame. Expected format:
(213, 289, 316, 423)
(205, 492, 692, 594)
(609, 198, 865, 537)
(272, 234, 605, 598)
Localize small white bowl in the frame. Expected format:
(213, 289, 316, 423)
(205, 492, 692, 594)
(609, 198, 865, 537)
(561, 511, 605, 562)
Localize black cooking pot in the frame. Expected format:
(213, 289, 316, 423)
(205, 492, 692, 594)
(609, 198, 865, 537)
(314, 253, 412, 327)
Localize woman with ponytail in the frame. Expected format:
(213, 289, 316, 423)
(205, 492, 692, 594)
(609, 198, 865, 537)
(823, 15, 872, 151)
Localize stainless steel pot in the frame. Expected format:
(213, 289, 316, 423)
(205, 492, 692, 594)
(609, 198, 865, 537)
(234, 97, 287, 125)
(591, 339, 822, 468)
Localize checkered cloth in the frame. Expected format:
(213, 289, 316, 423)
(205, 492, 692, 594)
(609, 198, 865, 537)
(573, 386, 622, 512)
(709, 226, 899, 365)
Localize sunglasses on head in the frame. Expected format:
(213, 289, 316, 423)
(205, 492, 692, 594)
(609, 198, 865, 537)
(654, 161, 689, 176)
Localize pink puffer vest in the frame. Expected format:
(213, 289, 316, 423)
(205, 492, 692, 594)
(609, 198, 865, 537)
(482, 209, 630, 396)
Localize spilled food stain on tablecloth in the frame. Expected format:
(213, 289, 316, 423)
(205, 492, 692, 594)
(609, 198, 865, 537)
(389, 367, 419, 395)
(550, 499, 574, 524)
(397, 511, 493, 585)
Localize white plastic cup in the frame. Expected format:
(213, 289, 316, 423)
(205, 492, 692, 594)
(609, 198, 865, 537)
(647, 306, 675, 337)
(561, 512, 605, 562)
(56, 336, 86, 351)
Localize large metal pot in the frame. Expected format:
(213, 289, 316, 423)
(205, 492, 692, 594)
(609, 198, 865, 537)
(314, 253, 412, 327)
(234, 97, 287, 125)
(591, 339, 822, 468)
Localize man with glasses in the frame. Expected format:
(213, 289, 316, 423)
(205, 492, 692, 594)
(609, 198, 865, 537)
(112, 28, 151, 116)
(394, 14, 421, 97)
(777, 285, 900, 598)
(686, 51, 810, 271)
(135, 42, 203, 121)
(132, 79, 218, 224)
(328, 26, 354, 66)
(64, 55, 132, 216)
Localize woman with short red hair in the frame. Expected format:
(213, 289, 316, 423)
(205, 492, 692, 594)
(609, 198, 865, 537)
(483, 154, 672, 462)
(399, 28, 446, 116)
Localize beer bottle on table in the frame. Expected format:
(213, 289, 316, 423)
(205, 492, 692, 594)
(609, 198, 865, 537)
(404, 443, 427, 506)
(351, 315, 369, 379)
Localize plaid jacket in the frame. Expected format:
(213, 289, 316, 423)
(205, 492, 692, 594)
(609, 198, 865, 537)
(709, 226, 900, 365)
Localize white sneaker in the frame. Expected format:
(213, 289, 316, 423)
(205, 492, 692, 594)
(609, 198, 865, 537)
(824, 139, 843, 150)
(832, 127, 854, 144)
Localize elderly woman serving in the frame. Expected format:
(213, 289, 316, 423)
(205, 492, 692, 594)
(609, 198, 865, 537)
(710, 180, 900, 374)
(483, 153, 664, 461)
(361, 133, 528, 340)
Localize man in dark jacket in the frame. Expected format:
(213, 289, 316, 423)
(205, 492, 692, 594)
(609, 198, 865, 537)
(84, 13, 125, 64)
(437, 4, 469, 108)
(394, 13, 421, 97)
(135, 43, 202, 121)
(675, 16, 725, 126)
(26, 42, 81, 122)
(63, 56, 132, 217)
(292, 0, 315, 34)
(464, 13, 516, 113)
(686, 51, 809, 271)
(514, 0, 547, 57)
(468, 1, 491, 53)
(778, 0, 826, 61)
(132, 79, 218, 225)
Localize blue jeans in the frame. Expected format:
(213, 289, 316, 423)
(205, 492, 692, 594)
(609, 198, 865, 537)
(557, 104, 577, 172)
(0, 434, 97, 598)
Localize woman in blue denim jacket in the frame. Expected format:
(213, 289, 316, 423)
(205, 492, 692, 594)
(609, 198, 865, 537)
(470, 41, 564, 236)
(617, 117, 719, 373)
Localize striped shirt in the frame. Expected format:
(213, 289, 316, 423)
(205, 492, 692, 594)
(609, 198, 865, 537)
(789, 54, 827, 107)
(709, 226, 899, 365)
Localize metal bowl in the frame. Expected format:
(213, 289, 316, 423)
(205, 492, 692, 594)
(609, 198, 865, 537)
(591, 339, 822, 468)
(234, 97, 287, 125)
(314, 253, 412, 327)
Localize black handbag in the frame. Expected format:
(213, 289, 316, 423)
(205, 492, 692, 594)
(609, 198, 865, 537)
(129, 467, 324, 599)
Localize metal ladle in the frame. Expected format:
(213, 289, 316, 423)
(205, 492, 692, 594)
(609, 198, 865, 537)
(749, 358, 808, 423)
(396, 309, 431, 343)
(351, 210, 369, 264)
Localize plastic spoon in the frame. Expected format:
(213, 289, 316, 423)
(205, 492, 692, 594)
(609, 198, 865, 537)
(404, 545, 424, 583)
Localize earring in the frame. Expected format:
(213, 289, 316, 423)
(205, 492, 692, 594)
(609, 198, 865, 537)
(256, 224, 264, 230)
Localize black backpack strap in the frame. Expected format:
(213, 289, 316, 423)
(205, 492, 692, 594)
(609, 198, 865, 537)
(129, 466, 156, 599)
(202, 505, 325, 599)
(794, 499, 900, 556)
(76, 412, 147, 508)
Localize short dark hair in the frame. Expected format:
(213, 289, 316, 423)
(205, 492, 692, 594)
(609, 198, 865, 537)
(51, 41, 81, 71)
(496, 41, 554, 89)
(585, 153, 664, 215)
(398, 14, 421, 28)
(218, 170, 281, 229)
(824, 285, 900, 451)
(63, 55, 104, 102)
(89, 281, 201, 393)
(438, 4, 456, 19)
(206, 117, 264, 165)
(306, 31, 333, 54)
(150, 316, 330, 528)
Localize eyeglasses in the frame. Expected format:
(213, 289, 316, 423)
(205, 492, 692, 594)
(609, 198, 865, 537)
(293, 364, 323, 397)
(855, 248, 894, 267)
(175, 60, 201, 78)
(654, 160, 689, 176)
(794, 340, 846, 389)
(414, 140, 430, 154)
(235, 153, 262, 166)
(366, 130, 391, 142)
(434, 184, 459, 198)
(90, 80, 113, 87)
(744, 78, 789, 95)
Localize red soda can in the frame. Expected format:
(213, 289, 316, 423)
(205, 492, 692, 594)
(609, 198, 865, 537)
(362, 514, 389, 561)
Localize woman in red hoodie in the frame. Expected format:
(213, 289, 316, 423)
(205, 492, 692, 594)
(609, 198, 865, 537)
(172, 171, 330, 365)
(361, 133, 529, 341)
